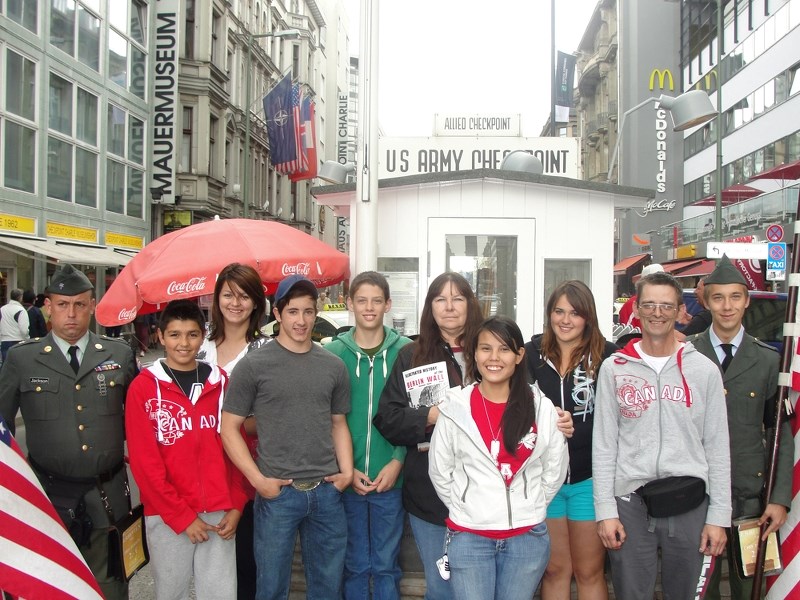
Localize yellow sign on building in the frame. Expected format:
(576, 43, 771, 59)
(105, 232, 144, 249)
(46, 221, 98, 243)
(0, 213, 36, 235)
(676, 244, 697, 259)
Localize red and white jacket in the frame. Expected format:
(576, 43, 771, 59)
(125, 360, 247, 534)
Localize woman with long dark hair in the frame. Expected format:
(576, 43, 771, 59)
(429, 316, 568, 599)
(526, 280, 616, 600)
(197, 262, 268, 600)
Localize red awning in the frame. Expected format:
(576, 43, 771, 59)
(613, 253, 649, 276)
(672, 259, 716, 278)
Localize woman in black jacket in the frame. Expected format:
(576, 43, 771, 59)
(526, 280, 616, 600)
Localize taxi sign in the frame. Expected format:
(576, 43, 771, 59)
(767, 242, 787, 281)
(323, 303, 347, 311)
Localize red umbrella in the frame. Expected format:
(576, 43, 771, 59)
(96, 218, 350, 326)
(692, 184, 762, 206)
(749, 159, 800, 184)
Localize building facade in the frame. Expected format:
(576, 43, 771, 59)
(0, 0, 351, 304)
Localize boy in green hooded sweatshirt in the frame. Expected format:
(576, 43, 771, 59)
(326, 271, 412, 599)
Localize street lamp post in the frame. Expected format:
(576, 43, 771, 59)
(714, 0, 724, 241)
(241, 29, 299, 219)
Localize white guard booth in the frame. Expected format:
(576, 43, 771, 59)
(312, 168, 651, 340)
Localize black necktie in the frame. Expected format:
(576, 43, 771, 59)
(720, 343, 734, 373)
(67, 346, 80, 374)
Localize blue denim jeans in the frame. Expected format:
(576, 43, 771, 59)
(253, 482, 346, 600)
(446, 523, 550, 600)
(408, 514, 452, 600)
(342, 489, 405, 600)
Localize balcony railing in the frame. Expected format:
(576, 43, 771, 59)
(656, 184, 800, 248)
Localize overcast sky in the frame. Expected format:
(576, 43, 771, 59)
(343, 0, 599, 137)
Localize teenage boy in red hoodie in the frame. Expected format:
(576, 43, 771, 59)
(126, 300, 246, 599)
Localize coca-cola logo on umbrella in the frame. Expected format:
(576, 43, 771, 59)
(281, 263, 311, 276)
(118, 307, 137, 321)
(167, 277, 207, 295)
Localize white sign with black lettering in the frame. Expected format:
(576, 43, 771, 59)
(380, 137, 579, 179)
(434, 114, 521, 137)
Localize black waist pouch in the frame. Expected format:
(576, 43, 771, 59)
(637, 476, 706, 518)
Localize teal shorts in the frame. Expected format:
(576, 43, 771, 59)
(546, 477, 596, 521)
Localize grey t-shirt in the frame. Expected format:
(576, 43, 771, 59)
(223, 340, 351, 480)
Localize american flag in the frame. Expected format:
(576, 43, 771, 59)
(0, 415, 103, 600)
(275, 84, 304, 175)
(767, 319, 800, 597)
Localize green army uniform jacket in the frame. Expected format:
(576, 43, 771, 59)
(0, 331, 137, 526)
(689, 331, 793, 519)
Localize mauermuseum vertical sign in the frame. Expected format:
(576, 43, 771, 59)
(151, 0, 181, 205)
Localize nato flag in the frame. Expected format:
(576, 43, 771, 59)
(263, 73, 296, 167)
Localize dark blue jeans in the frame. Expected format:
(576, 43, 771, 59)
(342, 489, 405, 599)
(253, 482, 346, 600)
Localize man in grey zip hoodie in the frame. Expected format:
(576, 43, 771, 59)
(593, 271, 731, 599)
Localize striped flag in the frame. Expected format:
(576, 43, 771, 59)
(289, 96, 318, 182)
(275, 84, 304, 175)
(0, 415, 103, 600)
(767, 319, 800, 597)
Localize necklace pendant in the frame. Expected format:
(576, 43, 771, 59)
(490, 439, 500, 459)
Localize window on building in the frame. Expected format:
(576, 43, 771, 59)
(49, 74, 73, 135)
(5, 0, 38, 32)
(4, 121, 36, 193)
(129, 116, 144, 165)
(185, 0, 195, 59)
(107, 104, 126, 157)
(109, 31, 128, 87)
(50, 0, 76, 56)
(212, 11, 221, 66)
(127, 166, 143, 217)
(106, 159, 125, 214)
(102, 105, 145, 217)
(75, 147, 97, 207)
(108, 1, 147, 96)
(6, 50, 36, 121)
(181, 107, 193, 172)
(47, 137, 73, 201)
(76, 87, 97, 145)
(292, 44, 300, 79)
(77, 3, 100, 71)
(209, 115, 218, 177)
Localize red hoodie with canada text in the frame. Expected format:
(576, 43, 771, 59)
(126, 360, 247, 534)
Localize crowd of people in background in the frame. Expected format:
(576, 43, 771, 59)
(0, 257, 790, 600)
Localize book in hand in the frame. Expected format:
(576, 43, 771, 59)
(732, 516, 782, 578)
(402, 361, 449, 451)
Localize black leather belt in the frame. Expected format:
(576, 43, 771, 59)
(29, 454, 124, 484)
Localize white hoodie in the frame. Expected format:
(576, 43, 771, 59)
(429, 383, 568, 531)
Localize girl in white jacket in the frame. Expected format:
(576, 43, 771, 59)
(429, 316, 568, 600)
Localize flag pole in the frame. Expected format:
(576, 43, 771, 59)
(751, 193, 800, 598)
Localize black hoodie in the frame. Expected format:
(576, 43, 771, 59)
(524, 334, 617, 484)
(373, 342, 464, 524)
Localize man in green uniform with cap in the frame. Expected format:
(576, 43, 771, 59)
(689, 254, 793, 599)
(0, 264, 137, 599)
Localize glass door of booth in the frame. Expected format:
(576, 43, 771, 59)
(428, 218, 535, 337)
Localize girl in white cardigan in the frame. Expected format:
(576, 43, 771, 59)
(429, 316, 568, 600)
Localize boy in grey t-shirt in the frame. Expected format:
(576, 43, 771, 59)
(221, 274, 353, 600)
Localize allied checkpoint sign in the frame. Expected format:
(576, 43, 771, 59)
(379, 136, 580, 179)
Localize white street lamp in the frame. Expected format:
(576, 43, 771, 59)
(607, 89, 717, 184)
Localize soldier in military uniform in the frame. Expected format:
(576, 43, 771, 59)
(689, 255, 793, 600)
(0, 264, 137, 600)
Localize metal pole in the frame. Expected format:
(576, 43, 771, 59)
(714, 0, 724, 241)
(243, 33, 253, 219)
(550, 0, 556, 136)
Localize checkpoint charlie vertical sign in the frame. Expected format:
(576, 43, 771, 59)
(151, 0, 181, 205)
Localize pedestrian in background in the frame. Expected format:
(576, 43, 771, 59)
(526, 281, 615, 600)
(0, 288, 30, 361)
(22, 289, 48, 338)
(429, 316, 568, 600)
(327, 271, 412, 599)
